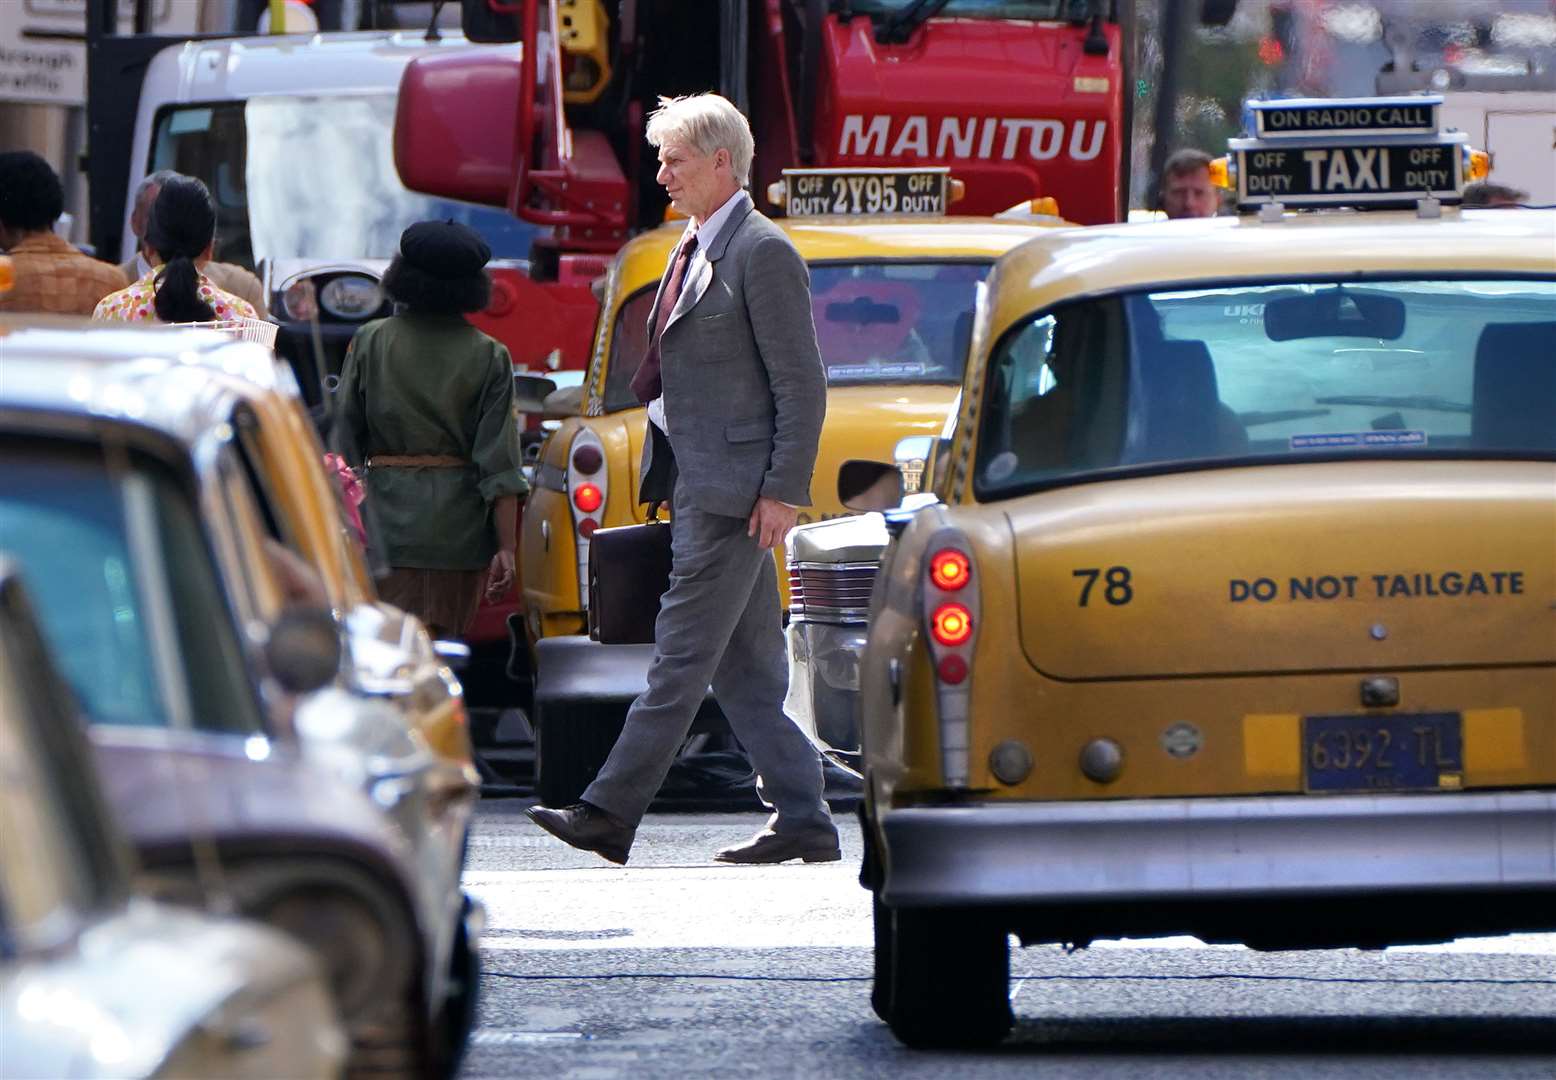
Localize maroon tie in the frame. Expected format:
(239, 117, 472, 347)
(631, 233, 698, 403)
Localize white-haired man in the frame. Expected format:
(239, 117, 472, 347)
(527, 93, 838, 865)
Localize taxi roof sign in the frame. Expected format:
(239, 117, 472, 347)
(769, 167, 954, 218)
(1249, 96, 1441, 139)
(1227, 95, 1469, 212)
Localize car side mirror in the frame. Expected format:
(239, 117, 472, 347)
(266, 607, 342, 694)
(514, 373, 560, 413)
(838, 460, 904, 513)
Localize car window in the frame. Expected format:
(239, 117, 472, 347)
(603, 286, 658, 413)
(810, 262, 988, 386)
(601, 260, 990, 413)
(975, 278, 1556, 498)
(0, 442, 266, 735)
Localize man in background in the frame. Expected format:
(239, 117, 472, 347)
(1160, 149, 1221, 219)
(120, 171, 270, 318)
(0, 152, 126, 316)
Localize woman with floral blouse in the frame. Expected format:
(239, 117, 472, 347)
(94, 174, 258, 324)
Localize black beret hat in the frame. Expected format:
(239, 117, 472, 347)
(399, 219, 491, 278)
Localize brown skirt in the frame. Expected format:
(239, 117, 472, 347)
(379, 567, 486, 639)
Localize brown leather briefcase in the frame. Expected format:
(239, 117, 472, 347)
(587, 505, 672, 645)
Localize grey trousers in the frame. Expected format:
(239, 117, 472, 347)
(582, 486, 834, 834)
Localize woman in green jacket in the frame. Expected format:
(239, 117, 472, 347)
(334, 220, 527, 638)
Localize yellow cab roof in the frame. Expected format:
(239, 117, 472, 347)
(983, 207, 1556, 341)
(610, 215, 1069, 298)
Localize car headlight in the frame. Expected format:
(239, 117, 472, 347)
(318, 274, 384, 320)
(280, 277, 318, 322)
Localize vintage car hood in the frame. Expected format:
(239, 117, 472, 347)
(89, 727, 407, 868)
(0, 899, 337, 1079)
(788, 511, 891, 565)
(612, 383, 956, 525)
(1005, 461, 1556, 680)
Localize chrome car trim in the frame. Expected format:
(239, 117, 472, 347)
(879, 792, 1556, 907)
(785, 621, 867, 774)
(534, 461, 567, 492)
(788, 561, 880, 624)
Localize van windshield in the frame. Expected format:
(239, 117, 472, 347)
(974, 277, 1556, 499)
(149, 96, 537, 269)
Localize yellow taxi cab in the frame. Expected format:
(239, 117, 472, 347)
(518, 168, 1067, 805)
(842, 98, 1556, 1048)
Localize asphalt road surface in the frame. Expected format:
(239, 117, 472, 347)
(461, 801, 1556, 1079)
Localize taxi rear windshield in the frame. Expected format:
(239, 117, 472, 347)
(974, 278, 1556, 499)
(603, 260, 987, 411)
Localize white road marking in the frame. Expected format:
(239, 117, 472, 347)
(467, 869, 1555, 957)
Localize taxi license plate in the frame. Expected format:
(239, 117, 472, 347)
(1303, 712, 1462, 793)
(781, 168, 950, 217)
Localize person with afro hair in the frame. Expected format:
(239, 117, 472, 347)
(0, 151, 126, 315)
(332, 220, 527, 638)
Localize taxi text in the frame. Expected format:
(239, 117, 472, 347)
(1229, 571, 1525, 603)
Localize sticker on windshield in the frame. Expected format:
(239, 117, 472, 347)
(825, 361, 931, 380)
(1290, 430, 1427, 451)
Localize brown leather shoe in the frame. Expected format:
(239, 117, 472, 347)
(714, 827, 841, 864)
(526, 802, 636, 865)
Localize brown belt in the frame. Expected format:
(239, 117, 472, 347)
(366, 454, 466, 468)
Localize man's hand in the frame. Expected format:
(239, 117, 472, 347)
(747, 496, 799, 551)
(486, 548, 516, 601)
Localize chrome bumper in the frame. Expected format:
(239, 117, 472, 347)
(784, 620, 866, 772)
(880, 791, 1556, 907)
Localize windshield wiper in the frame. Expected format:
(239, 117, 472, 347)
(1313, 394, 1471, 414)
(877, 0, 953, 44)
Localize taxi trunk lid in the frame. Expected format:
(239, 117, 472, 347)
(1009, 461, 1556, 679)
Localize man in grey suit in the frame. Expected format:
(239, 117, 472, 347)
(527, 94, 839, 865)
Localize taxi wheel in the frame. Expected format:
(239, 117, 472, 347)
(882, 903, 1013, 1049)
(870, 892, 894, 1023)
(534, 701, 623, 807)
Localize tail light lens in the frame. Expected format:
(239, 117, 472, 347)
(929, 549, 970, 591)
(566, 428, 607, 610)
(572, 483, 603, 513)
(919, 530, 977, 788)
(571, 445, 603, 474)
(936, 655, 968, 685)
(930, 602, 973, 646)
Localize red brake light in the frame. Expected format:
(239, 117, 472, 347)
(571, 445, 603, 474)
(930, 603, 973, 647)
(929, 549, 970, 591)
(936, 655, 968, 684)
(578, 518, 599, 538)
(572, 483, 603, 514)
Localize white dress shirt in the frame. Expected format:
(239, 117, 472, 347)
(648, 188, 746, 435)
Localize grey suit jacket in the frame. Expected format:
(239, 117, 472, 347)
(638, 191, 826, 518)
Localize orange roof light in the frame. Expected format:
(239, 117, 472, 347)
(1467, 148, 1491, 182)
(930, 602, 973, 647)
(929, 549, 971, 591)
(1207, 156, 1232, 189)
